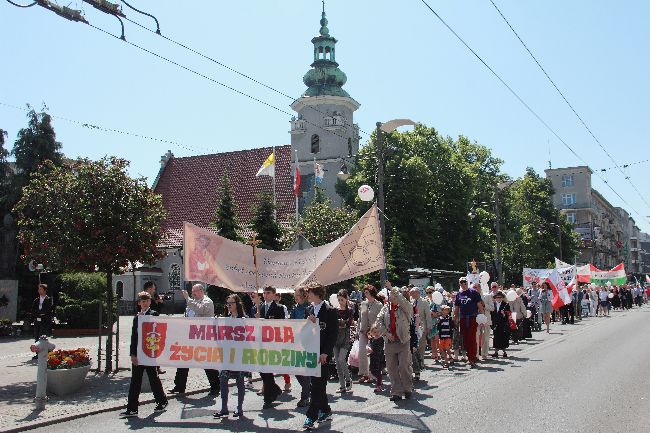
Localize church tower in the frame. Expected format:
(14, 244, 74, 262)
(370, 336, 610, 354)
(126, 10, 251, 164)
(290, 5, 360, 210)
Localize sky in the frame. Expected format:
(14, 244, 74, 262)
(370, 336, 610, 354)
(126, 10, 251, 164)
(1, 0, 649, 231)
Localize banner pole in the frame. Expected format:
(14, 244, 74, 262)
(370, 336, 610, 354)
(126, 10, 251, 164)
(247, 235, 262, 318)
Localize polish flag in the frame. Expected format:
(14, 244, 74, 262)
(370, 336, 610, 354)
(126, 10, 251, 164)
(546, 269, 573, 309)
(293, 164, 301, 197)
(645, 275, 650, 284)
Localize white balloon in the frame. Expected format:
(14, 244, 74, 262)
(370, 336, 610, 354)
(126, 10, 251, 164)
(479, 271, 490, 284)
(506, 290, 518, 302)
(476, 313, 488, 325)
(480, 282, 489, 294)
(608, 292, 614, 299)
(606, 281, 612, 287)
(431, 291, 444, 305)
(329, 293, 340, 308)
(526, 309, 532, 319)
(357, 185, 375, 202)
(434, 283, 443, 290)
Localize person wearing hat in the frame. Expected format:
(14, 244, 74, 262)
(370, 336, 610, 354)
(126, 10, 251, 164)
(454, 277, 485, 367)
(490, 291, 510, 358)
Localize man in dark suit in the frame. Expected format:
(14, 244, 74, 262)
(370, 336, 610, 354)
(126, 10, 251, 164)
(303, 282, 338, 430)
(260, 286, 285, 409)
(31, 283, 53, 341)
(120, 291, 168, 417)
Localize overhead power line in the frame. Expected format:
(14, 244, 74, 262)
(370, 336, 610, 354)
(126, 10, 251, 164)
(121, 15, 371, 137)
(487, 0, 650, 212)
(418, 0, 650, 227)
(0, 101, 211, 155)
(600, 159, 649, 172)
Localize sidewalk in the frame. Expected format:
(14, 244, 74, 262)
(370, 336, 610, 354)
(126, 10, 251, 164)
(0, 316, 218, 433)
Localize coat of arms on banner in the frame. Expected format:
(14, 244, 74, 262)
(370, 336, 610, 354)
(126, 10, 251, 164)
(142, 321, 167, 358)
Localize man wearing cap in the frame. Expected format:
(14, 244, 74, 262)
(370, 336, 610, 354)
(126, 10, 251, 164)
(454, 277, 485, 368)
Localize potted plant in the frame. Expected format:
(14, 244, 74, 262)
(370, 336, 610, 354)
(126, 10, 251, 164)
(46, 348, 92, 396)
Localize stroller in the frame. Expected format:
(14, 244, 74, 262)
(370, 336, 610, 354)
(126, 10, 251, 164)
(528, 303, 542, 332)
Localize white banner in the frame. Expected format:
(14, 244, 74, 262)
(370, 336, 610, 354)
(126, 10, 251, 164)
(136, 316, 321, 376)
(522, 268, 553, 288)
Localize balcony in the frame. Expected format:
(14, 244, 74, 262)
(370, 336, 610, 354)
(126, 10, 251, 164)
(290, 117, 306, 135)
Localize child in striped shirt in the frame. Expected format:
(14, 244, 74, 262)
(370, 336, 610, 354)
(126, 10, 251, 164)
(437, 305, 455, 369)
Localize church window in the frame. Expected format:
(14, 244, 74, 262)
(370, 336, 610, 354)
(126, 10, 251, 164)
(311, 134, 320, 154)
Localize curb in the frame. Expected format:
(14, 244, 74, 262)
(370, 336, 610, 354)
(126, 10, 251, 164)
(0, 385, 213, 433)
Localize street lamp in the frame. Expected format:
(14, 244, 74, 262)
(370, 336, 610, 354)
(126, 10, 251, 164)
(376, 119, 416, 290)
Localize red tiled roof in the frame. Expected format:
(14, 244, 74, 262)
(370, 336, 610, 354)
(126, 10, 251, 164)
(154, 145, 295, 247)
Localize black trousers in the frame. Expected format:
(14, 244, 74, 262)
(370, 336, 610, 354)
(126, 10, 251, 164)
(261, 372, 282, 403)
(306, 364, 330, 420)
(173, 368, 219, 391)
(127, 364, 167, 411)
(33, 319, 52, 342)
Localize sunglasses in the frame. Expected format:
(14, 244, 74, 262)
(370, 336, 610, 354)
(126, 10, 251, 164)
(226, 301, 236, 305)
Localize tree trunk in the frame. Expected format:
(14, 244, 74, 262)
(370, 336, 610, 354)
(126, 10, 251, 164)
(105, 271, 113, 373)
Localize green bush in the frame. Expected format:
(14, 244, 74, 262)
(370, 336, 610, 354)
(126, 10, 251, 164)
(55, 273, 114, 328)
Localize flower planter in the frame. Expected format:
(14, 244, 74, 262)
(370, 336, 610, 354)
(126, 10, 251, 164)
(47, 365, 91, 396)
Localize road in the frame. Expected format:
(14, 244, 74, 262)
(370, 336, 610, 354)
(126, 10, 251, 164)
(27, 306, 650, 433)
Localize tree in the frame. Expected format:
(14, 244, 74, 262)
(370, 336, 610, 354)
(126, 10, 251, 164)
(14, 157, 167, 372)
(251, 193, 281, 250)
(0, 129, 10, 212)
(9, 107, 63, 207)
(386, 232, 410, 285)
(283, 196, 358, 248)
(210, 173, 243, 242)
(337, 124, 503, 272)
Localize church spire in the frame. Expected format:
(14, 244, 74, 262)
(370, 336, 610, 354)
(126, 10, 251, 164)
(301, 5, 351, 98)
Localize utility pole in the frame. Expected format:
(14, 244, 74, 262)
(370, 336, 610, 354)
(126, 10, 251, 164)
(376, 122, 387, 290)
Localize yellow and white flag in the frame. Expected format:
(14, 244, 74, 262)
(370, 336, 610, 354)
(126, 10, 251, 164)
(255, 151, 275, 177)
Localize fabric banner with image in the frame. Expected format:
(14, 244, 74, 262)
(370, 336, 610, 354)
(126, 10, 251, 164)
(184, 205, 385, 292)
(136, 315, 321, 376)
(522, 268, 553, 288)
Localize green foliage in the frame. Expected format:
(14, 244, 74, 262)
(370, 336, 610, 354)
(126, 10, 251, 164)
(55, 273, 111, 328)
(338, 124, 503, 274)
(250, 192, 281, 250)
(386, 232, 410, 285)
(9, 107, 63, 208)
(0, 129, 10, 213)
(15, 157, 167, 273)
(211, 173, 243, 242)
(283, 196, 358, 248)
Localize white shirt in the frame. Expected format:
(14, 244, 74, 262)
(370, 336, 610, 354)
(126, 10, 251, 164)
(38, 295, 46, 310)
(495, 301, 502, 311)
(312, 300, 325, 317)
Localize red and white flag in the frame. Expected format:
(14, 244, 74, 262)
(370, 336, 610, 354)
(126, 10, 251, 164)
(645, 275, 650, 284)
(546, 269, 573, 309)
(293, 164, 301, 197)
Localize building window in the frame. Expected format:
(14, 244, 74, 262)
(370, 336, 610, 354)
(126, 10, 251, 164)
(311, 134, 320, 154)
(561, 193, 576, 206)
(561, 174, 574, 187)
(169, 263, 181, 291)
(115, 281, 124, 298)
(347, 138, 352, 156)
(566, 212, 576, 224)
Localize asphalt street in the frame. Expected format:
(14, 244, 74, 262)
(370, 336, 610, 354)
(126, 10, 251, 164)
(26, 307, 650, 433)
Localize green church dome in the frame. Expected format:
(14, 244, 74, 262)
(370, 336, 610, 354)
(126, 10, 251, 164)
(301, 8, 352, 98)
